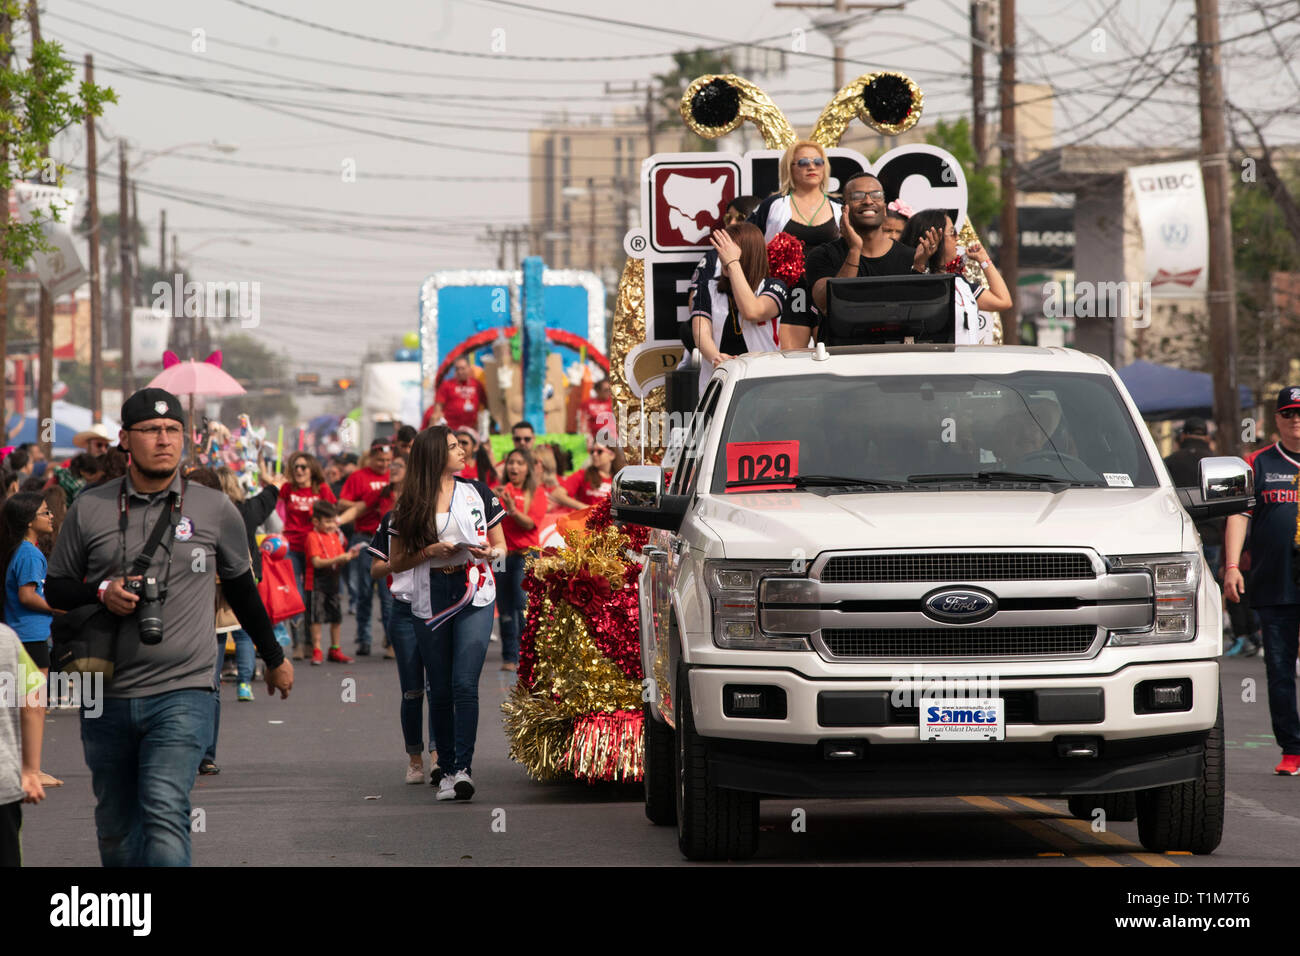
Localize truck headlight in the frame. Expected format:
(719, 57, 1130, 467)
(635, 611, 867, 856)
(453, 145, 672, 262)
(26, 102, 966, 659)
(1105, 552, 1200, 645)
(705, 560, 810, 651)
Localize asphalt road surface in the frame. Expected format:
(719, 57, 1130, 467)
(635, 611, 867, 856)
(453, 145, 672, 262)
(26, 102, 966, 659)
(22, 616, 1300, 867)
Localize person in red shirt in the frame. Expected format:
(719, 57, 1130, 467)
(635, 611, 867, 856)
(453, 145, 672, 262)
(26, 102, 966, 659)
(279, 452, 336, 658)
(419, 401, 447, 432)
(493, 448, 547, 672)
(578, 378, 617, 446)
(552, 443, 627, 510)
(434, 357, 489, 434)
(305, 500, 359, 665)
(338, 439, 395, 656)
(455, 428, 495, 483)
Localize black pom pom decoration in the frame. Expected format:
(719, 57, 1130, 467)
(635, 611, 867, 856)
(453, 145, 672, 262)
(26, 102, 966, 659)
(690, 79, 741, 129)
(861, 74, 913, 126)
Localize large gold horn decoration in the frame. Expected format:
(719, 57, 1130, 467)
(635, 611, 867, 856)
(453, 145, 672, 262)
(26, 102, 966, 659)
(679, 74, 797, 150)
(811, 70, 923, 147)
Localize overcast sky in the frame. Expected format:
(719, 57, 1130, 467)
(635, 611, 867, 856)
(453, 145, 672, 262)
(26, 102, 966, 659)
(40, 0, 1300, 376)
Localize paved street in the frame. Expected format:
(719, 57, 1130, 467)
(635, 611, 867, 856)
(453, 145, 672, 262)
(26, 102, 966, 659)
(22, 614, 1300, 867)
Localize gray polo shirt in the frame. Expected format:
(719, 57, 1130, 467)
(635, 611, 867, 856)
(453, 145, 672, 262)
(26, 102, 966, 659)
(49, 472, 251, 699)
(0, 625, 38, 805)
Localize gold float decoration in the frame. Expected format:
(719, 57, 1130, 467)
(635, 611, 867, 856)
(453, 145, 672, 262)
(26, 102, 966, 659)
(679, 74, 797, 150)
(811, 71, 924, 147)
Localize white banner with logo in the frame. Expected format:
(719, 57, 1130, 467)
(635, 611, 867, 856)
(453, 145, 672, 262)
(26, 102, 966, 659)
(14, 183, 87, 298)
(1127, 161, 1209, 298)
(131, 307, 172, 373)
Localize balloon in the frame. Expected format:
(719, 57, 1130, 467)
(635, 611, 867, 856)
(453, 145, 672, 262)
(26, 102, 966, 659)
(402, 331, 420, 350)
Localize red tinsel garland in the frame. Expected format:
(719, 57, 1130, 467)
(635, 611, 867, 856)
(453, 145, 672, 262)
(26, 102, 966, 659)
(767, 231, 805, 286)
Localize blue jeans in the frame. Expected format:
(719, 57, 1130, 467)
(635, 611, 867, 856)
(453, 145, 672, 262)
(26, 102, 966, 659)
(234, 629, 256, 685)
(390, 599, 439, 756)
(205, 638, 224, 762)
(497, 552, 528, 664)
(424, 576, 494, 775)
(1254, 606, 1300, 755)
(350, 532, 393, 649)
(80, 688, 215, 867)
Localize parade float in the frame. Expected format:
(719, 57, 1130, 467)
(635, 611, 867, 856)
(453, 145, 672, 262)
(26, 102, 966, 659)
(502, 68, 991, 783)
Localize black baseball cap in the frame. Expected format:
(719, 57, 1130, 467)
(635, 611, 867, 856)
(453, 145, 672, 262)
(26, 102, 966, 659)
(1180, 416, 1208, 437)
(121, 388, 186, 429)
(1277, 387, 1300, 413)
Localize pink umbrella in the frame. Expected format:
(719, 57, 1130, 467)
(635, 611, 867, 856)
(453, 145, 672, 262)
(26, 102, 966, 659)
(147, 353, 246, 460)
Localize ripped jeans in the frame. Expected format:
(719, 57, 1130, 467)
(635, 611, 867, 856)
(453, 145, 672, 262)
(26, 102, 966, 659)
(389, 598, 438, 756)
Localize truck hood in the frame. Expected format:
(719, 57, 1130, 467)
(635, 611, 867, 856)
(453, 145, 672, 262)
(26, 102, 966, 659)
(694, 487, 1188, 560)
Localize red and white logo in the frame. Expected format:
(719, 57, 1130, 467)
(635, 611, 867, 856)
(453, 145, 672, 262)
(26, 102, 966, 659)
(650, 161, 738, 252)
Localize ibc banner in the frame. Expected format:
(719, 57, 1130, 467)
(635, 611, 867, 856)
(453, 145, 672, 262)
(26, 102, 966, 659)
(1127, 160, 1209, 298)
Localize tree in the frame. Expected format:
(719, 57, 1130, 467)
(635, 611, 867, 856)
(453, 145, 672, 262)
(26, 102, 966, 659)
(924, 117, 1000, 233)
(654, 49, 734, 152)
(215, 333, 297, 424)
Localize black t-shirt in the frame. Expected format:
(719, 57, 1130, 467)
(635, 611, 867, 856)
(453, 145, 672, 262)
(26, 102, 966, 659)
(795, 237, 918, 328)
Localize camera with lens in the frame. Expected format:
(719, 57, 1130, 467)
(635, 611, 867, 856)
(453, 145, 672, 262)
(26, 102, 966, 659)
(125, 576, 167, 645)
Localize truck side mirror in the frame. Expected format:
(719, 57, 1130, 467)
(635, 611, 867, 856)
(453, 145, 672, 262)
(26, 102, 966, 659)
(1176, 456, 1254, 520)
(612, 465, 689, 533)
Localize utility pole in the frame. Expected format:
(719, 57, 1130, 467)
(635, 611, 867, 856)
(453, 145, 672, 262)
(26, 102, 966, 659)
(587, 176, 597, 272)
(510, 228, 523, 270)
(645, 84, 656, 156)
(119, 141, 133, 394)
(131, 181, 142, 306)
(171, 233, 177, 276)
(997, 0, 1019, 345)
(971, 0, 988, 167)
(85, 54, 103, 424)
(159, 208, 166, 271)
(28, 1, 53, 461)
(0, 11, 11, 438)
(774, 0, 903, 92)
(1197, 0, 1239, 456)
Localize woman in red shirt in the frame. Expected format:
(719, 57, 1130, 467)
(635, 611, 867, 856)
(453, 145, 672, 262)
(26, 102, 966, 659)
(279, 451, 337, 659)
(493, 448, 547, 672)
(455, 427, 496, 483)
(551, 443, 627, 510)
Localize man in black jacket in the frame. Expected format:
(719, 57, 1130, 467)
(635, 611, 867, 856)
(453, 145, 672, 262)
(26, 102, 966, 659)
(46, 388, 294, 866)
(1163, 417, 1224, 572)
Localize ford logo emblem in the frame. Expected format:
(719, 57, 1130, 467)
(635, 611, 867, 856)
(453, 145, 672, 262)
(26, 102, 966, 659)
(922, 587, 997, 624)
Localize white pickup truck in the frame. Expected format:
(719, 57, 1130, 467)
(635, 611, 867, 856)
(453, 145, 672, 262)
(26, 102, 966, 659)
(613, 344, 1253, 861)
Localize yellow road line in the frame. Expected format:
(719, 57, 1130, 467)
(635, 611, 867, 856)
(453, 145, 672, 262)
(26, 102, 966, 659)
(959, 795, 1123, 866)
(1003, 796, 1180, 867)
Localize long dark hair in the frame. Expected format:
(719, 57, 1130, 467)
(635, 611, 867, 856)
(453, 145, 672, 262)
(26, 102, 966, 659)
(287, 451, 327, 492)
(900, 208, 951, 276)
(715, 221, 769, 298)
(394, 425, 453, 553)
(583, 443, 627, 490)
(0, 492, 44, 616)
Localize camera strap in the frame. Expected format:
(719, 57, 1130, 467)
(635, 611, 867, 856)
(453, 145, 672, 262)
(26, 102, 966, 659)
(117, 477, 186, 579)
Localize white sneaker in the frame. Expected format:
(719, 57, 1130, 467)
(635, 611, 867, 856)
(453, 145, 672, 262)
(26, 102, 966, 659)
(436, 775, 457, 801)
(405, 763, 424, 785)
(453, 769, 475, 801)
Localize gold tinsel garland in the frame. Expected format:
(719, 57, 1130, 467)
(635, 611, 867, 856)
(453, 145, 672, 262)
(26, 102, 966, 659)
(810, 71, 924, 146)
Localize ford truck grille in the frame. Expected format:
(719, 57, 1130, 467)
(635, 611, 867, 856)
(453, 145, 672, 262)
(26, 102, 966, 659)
(821, 552, 1096, 583)
(821, 625, 1098, 659)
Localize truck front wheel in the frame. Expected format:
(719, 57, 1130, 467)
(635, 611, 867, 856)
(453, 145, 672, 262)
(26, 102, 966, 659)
(675, 665, 758, 861)
(644, 703, 676, 825)
(1135, 689, 1225, 854)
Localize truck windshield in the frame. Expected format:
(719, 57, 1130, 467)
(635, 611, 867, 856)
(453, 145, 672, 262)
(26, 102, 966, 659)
(708, 371, 1160, 493)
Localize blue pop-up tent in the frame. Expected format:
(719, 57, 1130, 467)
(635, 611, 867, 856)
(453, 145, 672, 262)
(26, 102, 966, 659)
(1116, 360, 1254, 421)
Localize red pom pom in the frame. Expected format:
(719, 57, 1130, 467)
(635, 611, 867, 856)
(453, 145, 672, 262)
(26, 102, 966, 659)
(767, 232, 805, 286)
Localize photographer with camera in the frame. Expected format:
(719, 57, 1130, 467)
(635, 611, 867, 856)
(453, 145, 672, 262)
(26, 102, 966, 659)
(46, 388, 294, 866)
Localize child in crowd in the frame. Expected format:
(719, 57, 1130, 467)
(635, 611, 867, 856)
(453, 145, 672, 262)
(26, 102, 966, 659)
(305, 500, 358, 665)
(0, 623, 45, 866)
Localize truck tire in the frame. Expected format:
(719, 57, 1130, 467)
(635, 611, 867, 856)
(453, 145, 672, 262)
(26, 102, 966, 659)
(1135, 689, 1225, 855)
(675, 664, 758, 861)
(1066, 792, 1137, 822)
(644, 703, 676, 825)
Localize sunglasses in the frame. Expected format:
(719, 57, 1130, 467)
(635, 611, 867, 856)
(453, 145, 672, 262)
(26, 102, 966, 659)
(1280, 409, 1300, 419)
(847, 189, 886, 203)
(794, 157, 825, 168)
(293, 464, 310, 471)
(514, 435, 534, 444)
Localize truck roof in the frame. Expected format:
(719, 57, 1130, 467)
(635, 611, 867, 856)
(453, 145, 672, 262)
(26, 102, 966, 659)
(724, 345, 1114, 379)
